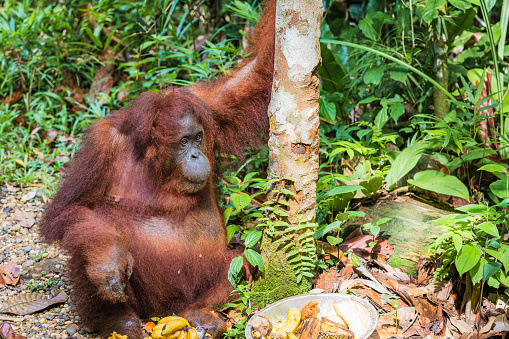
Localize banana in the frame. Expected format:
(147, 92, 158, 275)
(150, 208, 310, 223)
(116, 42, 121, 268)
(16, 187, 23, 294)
(177, 328, 188, 339)
(159, 316, 190, 325)
(167, 331, 182, 339)
(333, 305, 350, 329)
(161, 319, 191, 336)
(151, 330, 165, 339)
(187, 327, 199, 339)
(274, 308, 301, 336)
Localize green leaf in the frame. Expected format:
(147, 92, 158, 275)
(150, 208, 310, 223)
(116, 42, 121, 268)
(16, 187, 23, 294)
(244, 230, 262, 248)
(359, 176, 383, 197)
(223, 207, 234, 224)
(450, 0, 471, 11)
(385, 141, 429, 190)
(327, 236, 343, 245)
(370, 225, 380, 237)
(476, 222, 499, 237)
(389, 101, 405, 123)
(227, 256, 244, 286)
(84, 27, 103, 48)
(319, 97, 337, 122)
(483, 262, 502, 281)
(479, 164, 508, 173)
(389, 69, 408, 83)
(226, 224, 241, 244)
(244, 249, 264, 271)
(490, 178, 509, 199)
(447, 148, 497, 172)
(230, 192, 251, 210)
(503, 249, 509, 272)
(407, 170, 469, 200)
(325, 185, 364, 197)
(364, 65, 386, 85)
(358, 17, 377, 40)
(315, 220, 343, 239)
(455, 243, 481, 276)
(452, 233, 463, 252)
(470, 257, 486, 284)
(421, 0, 446, 23)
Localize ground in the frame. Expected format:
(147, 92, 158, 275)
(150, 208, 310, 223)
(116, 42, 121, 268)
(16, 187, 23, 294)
(0, 184, 100, 339)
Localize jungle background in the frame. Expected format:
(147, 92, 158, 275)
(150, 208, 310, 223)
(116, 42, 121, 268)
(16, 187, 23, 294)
(1, 0, 509, 338)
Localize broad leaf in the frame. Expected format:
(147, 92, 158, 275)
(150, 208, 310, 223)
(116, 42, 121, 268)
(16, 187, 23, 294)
(476, 222, 499, 238)
(227, 256, 243, 287)
(407, 170, 469, 200)
(364, 65, 386, 85)
(244, 230, 262, 248)
(483, 262, 502, 281)
(0, 290, 68, 315)
(385, 141, 429, 190)
(359, 176, 383, 197)
(244, 249, 264, 271)
(230, 192, 251, 210)
(490, 178, 509, 199)
(325, 185, 364, 197)
(455, 243, 481, 276)
(478, 164, 507, 173)
(315, 220, 343, 239)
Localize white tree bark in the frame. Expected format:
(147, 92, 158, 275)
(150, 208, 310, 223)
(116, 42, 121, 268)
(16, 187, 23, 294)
(268, 0, 321, 225)
(253, 0, 322, 306)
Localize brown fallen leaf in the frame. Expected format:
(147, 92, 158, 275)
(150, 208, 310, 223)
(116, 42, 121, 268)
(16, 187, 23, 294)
(0, 321, 27, 339)
(0, 262, 20, 287)
(0, 290, 68, 315)
(12, 209, 35, 228)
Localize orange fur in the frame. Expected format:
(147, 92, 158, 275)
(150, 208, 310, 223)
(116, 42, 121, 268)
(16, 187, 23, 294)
(39, 1, 275, 338)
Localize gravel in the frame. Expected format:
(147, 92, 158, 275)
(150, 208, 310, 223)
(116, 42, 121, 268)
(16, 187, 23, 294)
(0, 184, 100, 339)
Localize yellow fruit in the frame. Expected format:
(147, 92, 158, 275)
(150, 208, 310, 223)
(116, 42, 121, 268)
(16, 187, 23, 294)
(151, 330, 164, 339)
(187, 327, 199, 339)
(274, 308, 301, 336)
(159, 316, 190, 325)
(177, 328, 188, 339)
(167, 331, 182, 339)
(161, 319, 191, 336)
(333, 305, 349, 329)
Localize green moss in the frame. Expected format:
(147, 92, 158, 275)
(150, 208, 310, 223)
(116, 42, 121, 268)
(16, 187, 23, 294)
(251, 236, 312, 309)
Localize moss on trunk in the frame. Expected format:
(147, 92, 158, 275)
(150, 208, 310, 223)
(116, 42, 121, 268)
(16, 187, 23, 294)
(251, 232, 312, 308)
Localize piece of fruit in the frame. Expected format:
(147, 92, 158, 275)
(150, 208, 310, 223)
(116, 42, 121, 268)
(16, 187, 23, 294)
(293, 317, 321, 339)
(159, 316, 191, 325)
(319, 318, 354, 339)
(161, 318, 191, 336)
(187, 327, 199, 339)
(333, 305, 349, 329)
(274, 308, 302, 336)
(300, 301, 320, 321)
(177, 328, 188, 339)
(251, 315, 273, 336)
(252, 330, 263, 339)
(151, 330, 165, 339)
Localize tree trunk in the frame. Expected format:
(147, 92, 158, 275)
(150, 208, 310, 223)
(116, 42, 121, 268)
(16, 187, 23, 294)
(252, 0, 322, 308)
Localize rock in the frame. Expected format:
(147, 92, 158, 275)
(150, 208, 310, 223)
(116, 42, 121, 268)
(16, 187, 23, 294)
(21, 190, 37, 202)
(13, 208, 35, 228)
(45, 314, 55, 320)
(66, 326, 77, 335)
(24, 259, 35, 267)
(21, 246, 32, 252)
